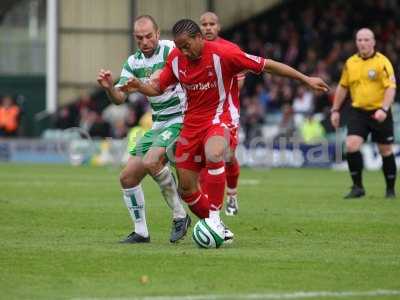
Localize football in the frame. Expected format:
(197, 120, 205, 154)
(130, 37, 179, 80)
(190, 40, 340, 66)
(192, 219, 224, 249)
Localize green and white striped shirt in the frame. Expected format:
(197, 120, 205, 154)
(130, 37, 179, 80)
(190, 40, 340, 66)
(116, 40, 185, 130)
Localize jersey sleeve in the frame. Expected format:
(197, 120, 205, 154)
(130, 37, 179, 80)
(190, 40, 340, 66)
(159, 53, 179, 92)
(162, 39, 175, 50)
(115, 56, 135, 88)
(160, 40, 176, 62)
(339, 61, 349, 87)
(382, 57, 396, 89)
(223, 47, 266, 76)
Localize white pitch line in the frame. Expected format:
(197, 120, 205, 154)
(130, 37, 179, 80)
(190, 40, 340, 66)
(72, 289, 400, 300)
(240, 179, 260, 185)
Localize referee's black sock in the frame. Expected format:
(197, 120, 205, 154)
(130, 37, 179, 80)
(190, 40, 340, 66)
(382, 154, 397, 190)
(347, 151, 364, 188)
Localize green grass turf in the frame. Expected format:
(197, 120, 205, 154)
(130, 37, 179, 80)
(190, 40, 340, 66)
(0, 163, 399, 300)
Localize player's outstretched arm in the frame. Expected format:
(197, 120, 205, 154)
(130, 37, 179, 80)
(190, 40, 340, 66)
(97, 69, 127, 105)
(120, 77, 162, 97)
(264, 59, 329, 93)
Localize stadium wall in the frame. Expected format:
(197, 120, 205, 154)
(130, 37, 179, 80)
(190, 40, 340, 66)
(1, 138, 400, 171)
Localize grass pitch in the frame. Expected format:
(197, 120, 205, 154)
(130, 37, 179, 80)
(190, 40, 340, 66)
(0, 163, 399, 300)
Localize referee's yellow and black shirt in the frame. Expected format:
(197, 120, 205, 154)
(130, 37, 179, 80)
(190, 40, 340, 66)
(339, 52, 396, 110)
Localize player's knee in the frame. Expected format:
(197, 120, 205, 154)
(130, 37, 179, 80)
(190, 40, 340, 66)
(206, 153, 224, 163)
(143, 156, 160, 175)
(143, 148, 166, 175)
(378, 145, 393, 157)
(119, 169, 138, 188)
(346, 139, 362, 153)
(205, 145, 226, 163)
(205, 136, 227, 163)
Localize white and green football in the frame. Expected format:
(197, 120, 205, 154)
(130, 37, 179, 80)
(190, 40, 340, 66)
(192, 219, 224, 249)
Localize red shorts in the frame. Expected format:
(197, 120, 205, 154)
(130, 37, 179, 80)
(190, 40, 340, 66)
(175, 124, 234, 172)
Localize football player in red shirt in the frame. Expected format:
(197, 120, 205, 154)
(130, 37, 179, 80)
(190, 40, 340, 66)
(121, 19, 328, 243)
(199, 11, 244, 216)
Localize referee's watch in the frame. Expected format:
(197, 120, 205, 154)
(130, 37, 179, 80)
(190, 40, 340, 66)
(380, 107, 389, 113)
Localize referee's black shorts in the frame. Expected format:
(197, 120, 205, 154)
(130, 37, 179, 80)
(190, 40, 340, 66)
(347, 107, 394, 144)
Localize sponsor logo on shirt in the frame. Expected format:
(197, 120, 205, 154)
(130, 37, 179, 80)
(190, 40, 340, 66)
(183, 81, 217, 91)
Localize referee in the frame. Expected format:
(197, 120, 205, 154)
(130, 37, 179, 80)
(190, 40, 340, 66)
(331, 28, 397, 199)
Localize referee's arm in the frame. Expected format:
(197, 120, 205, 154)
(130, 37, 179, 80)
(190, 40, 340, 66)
(381, 87, 396, 112)
(374, 86, 396, 122)
(330, 84, 348, 129)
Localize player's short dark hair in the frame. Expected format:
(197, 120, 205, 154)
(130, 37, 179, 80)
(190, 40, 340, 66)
(172, 19, 202, 38)
(135, 15, 159, 31)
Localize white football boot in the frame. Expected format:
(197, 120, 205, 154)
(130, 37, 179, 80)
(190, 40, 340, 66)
(221, 221, 234, 244)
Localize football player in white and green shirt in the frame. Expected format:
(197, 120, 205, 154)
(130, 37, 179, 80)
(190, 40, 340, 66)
(97, 15, 190, 244)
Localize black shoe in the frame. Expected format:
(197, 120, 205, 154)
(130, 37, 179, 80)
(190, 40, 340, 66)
(225, 195, 238, 216)
(170, 214, 191, 243)
(119, 232, 150, 244)
(344, 186, 365, 199)
(386, 188, 396, 199)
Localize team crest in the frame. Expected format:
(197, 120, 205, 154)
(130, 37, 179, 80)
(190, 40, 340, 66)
(368, 69, 377, 80)
(144, 68, 152, 77)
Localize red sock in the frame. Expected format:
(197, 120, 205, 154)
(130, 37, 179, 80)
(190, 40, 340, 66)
(226, 157, 240, 191)
(204, 161, 226, 211)
(181, 191, 209, 219)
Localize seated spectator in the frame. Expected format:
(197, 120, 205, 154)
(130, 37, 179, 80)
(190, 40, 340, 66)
(293, 86, 314, 115)
(241, 95, 265, 145)
(0, 95, 20, 137)
(84, 110, 111, 138)
(274, 103, 295, 142)
(293, 86, 314, 126)
(299, 114, 325, 144)
(102, 102, 130, 137)
(54, 104, 79, 129)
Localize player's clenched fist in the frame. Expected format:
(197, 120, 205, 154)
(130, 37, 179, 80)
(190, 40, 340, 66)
(97, 69, 114, 90)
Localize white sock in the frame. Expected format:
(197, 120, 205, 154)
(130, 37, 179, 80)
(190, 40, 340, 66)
(153, 166, 186, 219)
(209, 210, 220, 223)
(122, 185, 149, 237)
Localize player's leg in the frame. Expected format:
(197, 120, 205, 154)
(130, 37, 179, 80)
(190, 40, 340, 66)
(377, 143, 397, 198)
(372, 113, 397, 198)
(174, 130, 210, 219)
(176, 167, 210, 219)
(344, 108, 368, 199)
(202, 127, 234, 240)
(119, 155, 150, 243)
(225, 149, 240, 216)
(143, 143, 191, 242)
(344, 135, 366, 198)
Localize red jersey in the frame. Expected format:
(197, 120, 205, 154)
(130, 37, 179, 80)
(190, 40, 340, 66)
(214, 37, 244, 128)
(159, 40, 265, 130)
